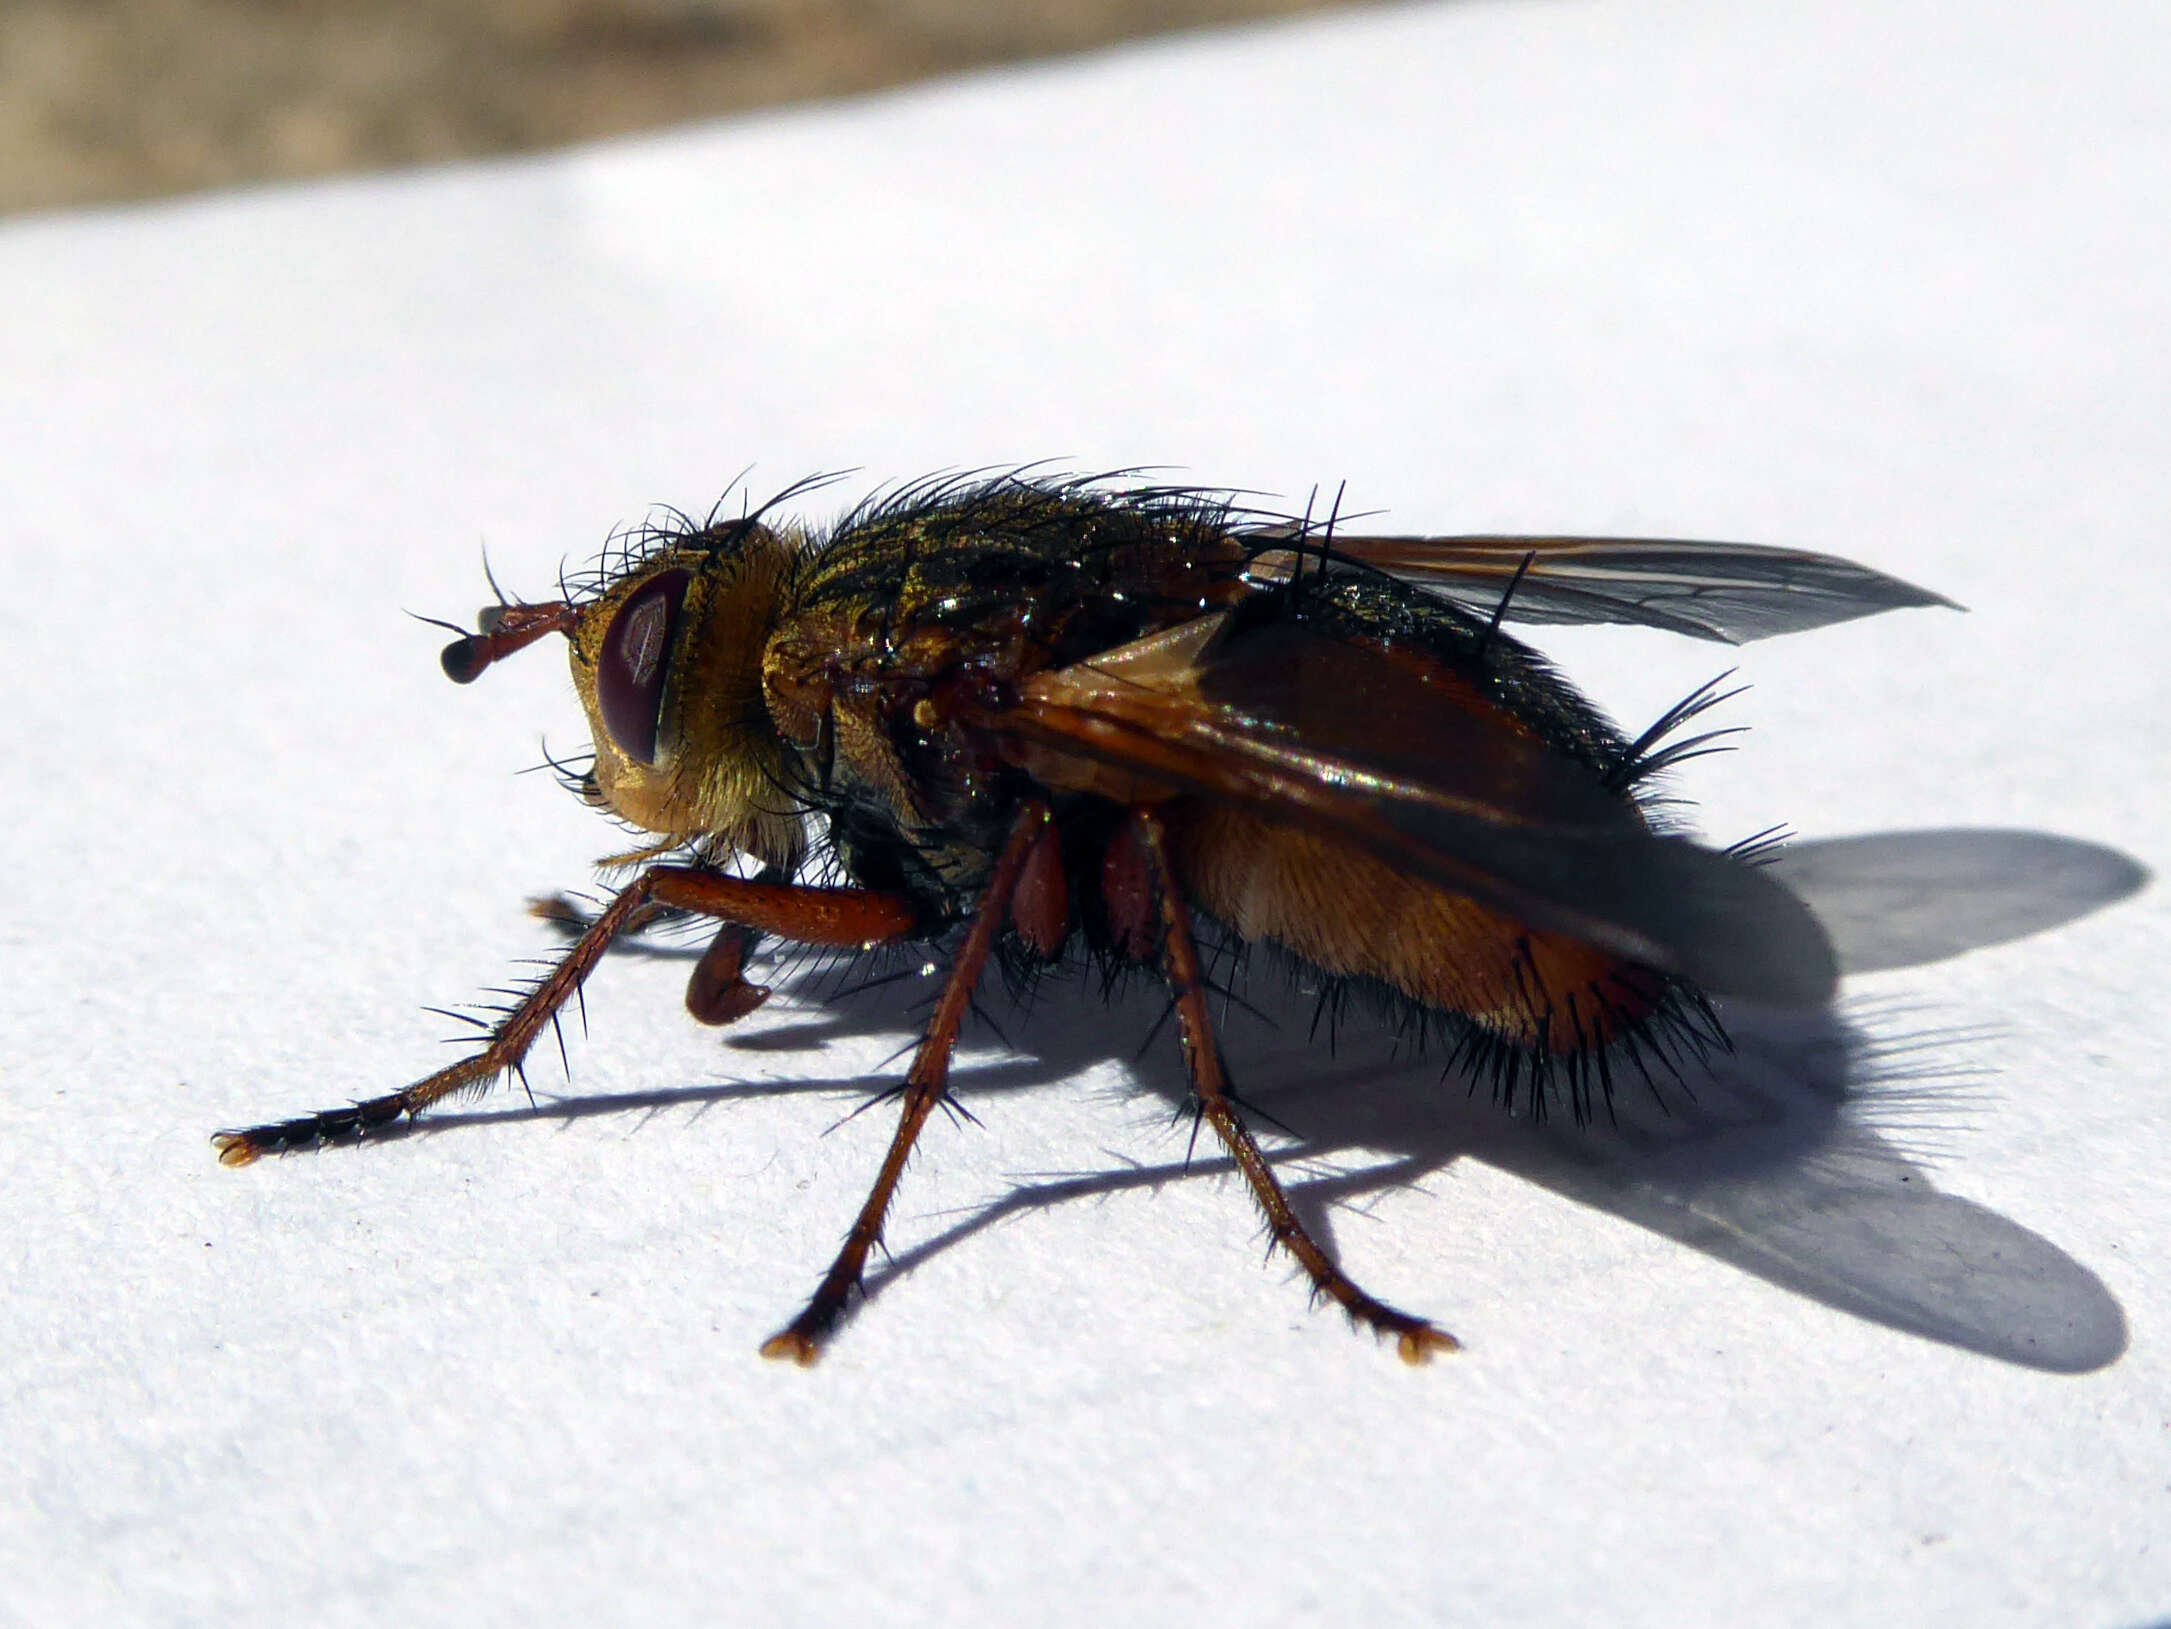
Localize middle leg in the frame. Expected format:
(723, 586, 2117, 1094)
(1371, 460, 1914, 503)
(761, 802, 1052, 1366)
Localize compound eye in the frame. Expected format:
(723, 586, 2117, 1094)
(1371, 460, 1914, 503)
(597, 569, 691, 764)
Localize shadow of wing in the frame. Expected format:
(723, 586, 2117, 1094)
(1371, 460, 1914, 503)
(1771, 829, 2149, 975)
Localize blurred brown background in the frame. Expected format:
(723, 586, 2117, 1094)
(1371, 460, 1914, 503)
(1, 0, 1347, 214)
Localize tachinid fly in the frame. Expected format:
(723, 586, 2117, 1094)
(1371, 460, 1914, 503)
(216, 472, 1956, 1362)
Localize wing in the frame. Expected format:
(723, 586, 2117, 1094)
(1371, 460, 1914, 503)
(1244, 533, 1958, 644)
(982, 612, 1837, 1007)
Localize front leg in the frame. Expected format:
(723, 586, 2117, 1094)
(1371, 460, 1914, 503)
(530, 862, 789, 1026)
(213, 868, 919, 1166)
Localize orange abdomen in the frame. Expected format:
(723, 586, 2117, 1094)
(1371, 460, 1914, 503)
(1166, 802, 1668, 1060)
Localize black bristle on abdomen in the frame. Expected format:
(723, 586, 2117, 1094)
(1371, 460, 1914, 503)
(1219, 922, 1731, 1128)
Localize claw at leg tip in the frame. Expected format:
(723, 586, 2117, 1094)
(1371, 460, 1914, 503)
(761, 1331, 824, 1368)
(1397, 1327, 1460, 1365)
(212, 1135, 262, 1169)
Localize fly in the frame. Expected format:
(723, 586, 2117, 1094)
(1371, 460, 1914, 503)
(216, 472, 1956, 1363)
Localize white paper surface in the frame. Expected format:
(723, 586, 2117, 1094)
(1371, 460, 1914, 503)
(3, 1, 2167, 1624)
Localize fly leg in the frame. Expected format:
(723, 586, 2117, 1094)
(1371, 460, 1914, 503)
(531, 864, 785, 1025)
(1134, 810, 1460, 1364)
(682, 863, 792, 1025)
(761, 803, 1051, 1366)
(213, 869, 918, 1166)
(528, 892, 676, 940)
(682, 920, 771, 1025)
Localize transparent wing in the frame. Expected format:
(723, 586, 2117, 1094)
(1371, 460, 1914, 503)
(1244, 533, 1958, 644)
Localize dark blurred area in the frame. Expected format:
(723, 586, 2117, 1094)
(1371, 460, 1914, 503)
(1, 0, 1348, 214)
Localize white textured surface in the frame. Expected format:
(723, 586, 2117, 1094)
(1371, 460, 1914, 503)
(3, 1, 2167, 1624)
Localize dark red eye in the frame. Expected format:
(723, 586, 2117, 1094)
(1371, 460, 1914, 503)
(597, 569, 691, 764)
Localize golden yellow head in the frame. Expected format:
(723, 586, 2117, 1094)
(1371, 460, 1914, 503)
(437, 521, 806, 869)
(565, 525, 804, 866)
